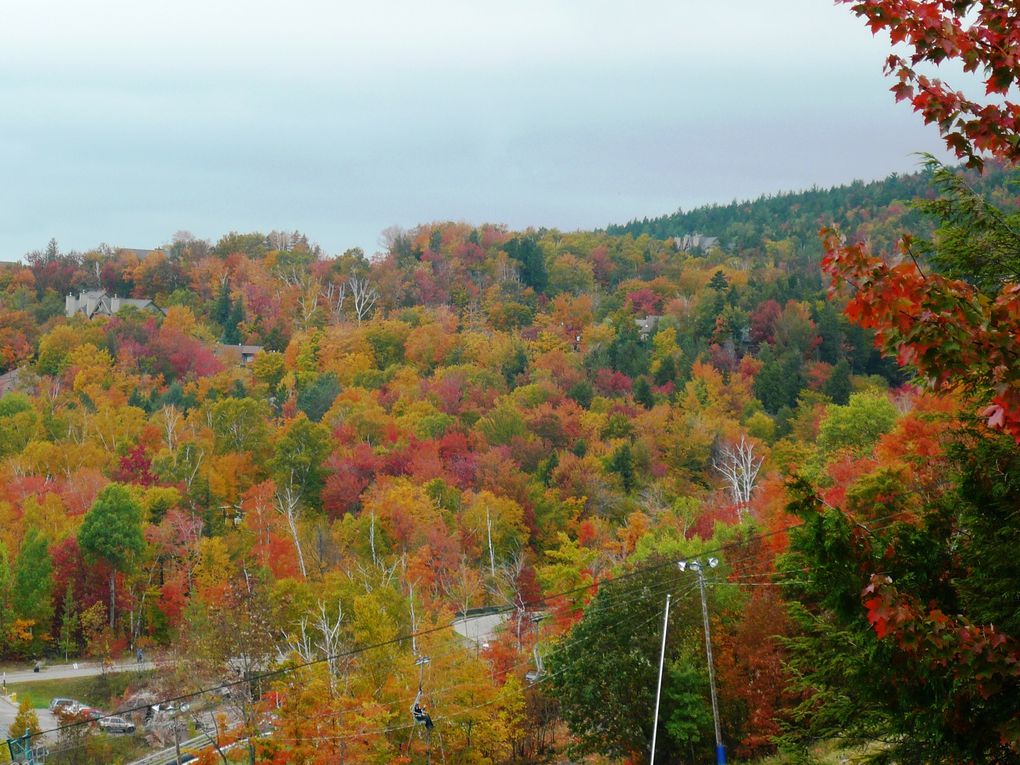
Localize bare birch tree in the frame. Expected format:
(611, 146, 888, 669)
(159, 404, 181, 454)
(297, 279, 323, 329)
(275, 474, 307, 579)
(712, 435, 764, 514)
(323, 279, 349, 324)
(348, 275, 379, 324)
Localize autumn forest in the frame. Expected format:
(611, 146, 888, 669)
(2, 2, 1020, 764)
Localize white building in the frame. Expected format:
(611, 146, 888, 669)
(65, 290, 165, 319)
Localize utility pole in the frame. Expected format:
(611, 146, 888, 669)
(688, 559, 726, 765)
(6, 728, 36, 765)
(173, 706, 183, 765)
(649, 593, 671, 764)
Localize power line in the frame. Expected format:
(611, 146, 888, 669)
(267, 575, 690, 730)
(42, 578, 692, 763)
(258, 581, 699, 749)
(26, 555, 684, 740)
(28, 504, 908, 742)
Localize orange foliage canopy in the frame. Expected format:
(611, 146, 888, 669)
(821, 229, 1020, 440)
(841, 0, 1020, 168)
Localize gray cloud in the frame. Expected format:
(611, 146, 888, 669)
(0, 0, 952, 258)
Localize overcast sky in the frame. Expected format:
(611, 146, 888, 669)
(0, 0, 952, 259)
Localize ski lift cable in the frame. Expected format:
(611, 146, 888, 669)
(284, 575, 692, 736)
(46, 573, 690, 765)
(31, 557, 774, 758)
(267, 578, 696, 741)
(34, 546, 817, 762)
(403, 575, 693, 734)
(295, 579, 693, 734)
(29, 552, 678, 741)
(271, 568, 690, 729)
(264, 582, 696, 747)
(51, 579, 698, 761)
(29, 507, 895, 743)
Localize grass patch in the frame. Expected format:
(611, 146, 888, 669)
(9, 671, 154, 710)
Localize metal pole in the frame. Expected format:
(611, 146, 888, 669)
(696, 566, 726, 765)
(173, 707, 183, 765)
(649, 593, 671, 764)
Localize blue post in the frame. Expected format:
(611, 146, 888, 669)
(716, 743, 727, 764)
(6, 728, 35, 764)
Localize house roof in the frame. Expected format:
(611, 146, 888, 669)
(216, 343, 263, 355)
(66, 290, 166, 318)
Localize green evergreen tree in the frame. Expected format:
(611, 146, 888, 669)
(664, 660, 714, 751)
(78, 484, 145, 629)
(567, 380, 593, 409)
(501, 345, 529, 386)
(58, 581, 79, 661)
(919, 158, 1020, 294)
(223, 297, 245, 345)
(606, 444, 636, 493)
(708, 270, 729, 291)
(633, 377, 654, 409)
(608, 319, 649, 378)
(547, 565, 720, 762)
(213, 280, 232, 327)
(754, 350, 804, 414)
(823, 359, 852, 406)
(780, 428, 1020, 762)
(654, 354, 677, 387)
(12, 529, 54, 649)
(536, 452, 559, 487)
(296, 373, 342, 423)
(504, 236, 548, 293)
(0, 543, 13, 648)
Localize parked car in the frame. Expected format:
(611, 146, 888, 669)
(76, 707, 105, 722)
(48, 698, 78, 713)
(98, 715, 135, 734)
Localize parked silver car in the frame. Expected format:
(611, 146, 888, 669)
(98, 715, 135, 734)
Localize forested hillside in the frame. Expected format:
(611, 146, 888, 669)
(3, 0, 1020, 762)
(1, 147, 1018, 764)
(609, 159, 1018, 259)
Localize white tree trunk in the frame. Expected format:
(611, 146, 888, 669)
(712, 435, 764, 515)
(486, 507, 496, 578)
(349, 275, 379, 324)
(275, 475, 307, 579)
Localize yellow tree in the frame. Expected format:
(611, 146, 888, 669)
(8, 698, 40, 738)
(460, 491, 527, 579)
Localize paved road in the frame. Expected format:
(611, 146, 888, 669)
(0, 694, 59, 741)
(452, 611, 507, 645)
(1, 660, 155, 685)
(1, 661, 154, 743)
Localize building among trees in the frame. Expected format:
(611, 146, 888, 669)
(65, 289, 165, 319)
